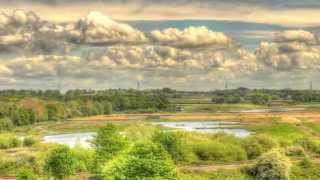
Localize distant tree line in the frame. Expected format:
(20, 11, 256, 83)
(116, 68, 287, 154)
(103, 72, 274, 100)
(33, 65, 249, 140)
(0, 89, 170, 130)
(210, 88, 320, 105)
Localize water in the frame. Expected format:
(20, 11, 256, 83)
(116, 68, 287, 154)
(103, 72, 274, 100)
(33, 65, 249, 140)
(154, 121, 251, 137)
(240, 108, 306, 113)
(43, 132, 96, 148)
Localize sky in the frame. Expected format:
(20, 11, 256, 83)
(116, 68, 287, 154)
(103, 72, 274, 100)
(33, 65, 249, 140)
(0, 0, 320, 90)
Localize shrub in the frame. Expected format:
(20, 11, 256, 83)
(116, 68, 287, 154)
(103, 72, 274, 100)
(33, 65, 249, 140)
(71, 147, 95, 172)
(44, 145, 77, 180)
(16, 168, 37, 180)
(0, 117, 14, 131)
(299, 156, 312, 169)
(23, 137, 36, 147)
(0, 134, 21, 149)
(249, 150, 291, 180)
(0, 153, 39, 176)
(242, 135, 277, 159)
(152, 131, 195, 163)
(102, 141, 179, 180)
(290, 156, 320, 180)
(193, 141, 247, 162)
(285, 146, 305, 157)
(296, 137, 320, 154)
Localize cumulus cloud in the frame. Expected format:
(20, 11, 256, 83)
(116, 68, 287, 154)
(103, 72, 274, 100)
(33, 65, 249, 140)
(150, 26, 232, 48)
(256, 30, 320, 71)
(69, 11, 147, 45)
(274, 30, 318, 44)
(4, 10, 320, 89)
(97, 45, 257, 73)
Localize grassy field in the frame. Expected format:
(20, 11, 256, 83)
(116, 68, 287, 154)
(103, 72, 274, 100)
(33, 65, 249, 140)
(1, 108, 320, 178)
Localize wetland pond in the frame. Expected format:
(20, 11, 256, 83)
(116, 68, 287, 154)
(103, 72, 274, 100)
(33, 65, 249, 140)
(43, 121, 251, 147)
(153, 121, 251, 137)
(43, 132, 96, 148)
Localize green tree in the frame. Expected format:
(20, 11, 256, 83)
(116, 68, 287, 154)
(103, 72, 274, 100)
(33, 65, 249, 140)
(11, 107, 36, 126)
(44, 146, 77, 180)
(0, 117, 13, 131)
(103, 141, 179, 180)
(92, 124, 127, 170)
(103, 101, 113, 115)
(152, 131, 193, 163)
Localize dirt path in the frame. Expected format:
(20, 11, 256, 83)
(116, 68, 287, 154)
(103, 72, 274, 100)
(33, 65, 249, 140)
(179, 161, 254, 172)
(179, 157, 320, 173)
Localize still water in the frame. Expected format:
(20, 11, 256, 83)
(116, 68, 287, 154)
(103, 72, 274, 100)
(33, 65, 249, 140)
(43, 132, 96, 148)
(43, 121, 251, 147)
(154, 121, 251, 137)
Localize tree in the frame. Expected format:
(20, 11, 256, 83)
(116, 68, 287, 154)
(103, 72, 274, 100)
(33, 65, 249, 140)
(249, 93, 271, 105)
(44, 146, 77, 180)
(102, 101, 112, 115)
(249, 150, 291, 180)
(103, 141, 179, 180)
(46, 103, 66, 121)
(92, 124, 127, 170)
(0, 117, 13, 131)
(152, 131, 193, 163)
(11, 107, 36, 126)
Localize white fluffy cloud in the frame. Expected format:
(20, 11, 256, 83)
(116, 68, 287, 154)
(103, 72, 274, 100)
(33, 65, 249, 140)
(0, 33, 32, 45)
(274, 30, 318, 44)
(2, 10, 320, 89)
(69, 11, 147, 45)
(150, 26, 232, 48)
(256, 30, 320, 71)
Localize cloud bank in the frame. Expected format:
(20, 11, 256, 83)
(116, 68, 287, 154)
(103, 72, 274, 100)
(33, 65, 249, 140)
(0, 10, 319, 90)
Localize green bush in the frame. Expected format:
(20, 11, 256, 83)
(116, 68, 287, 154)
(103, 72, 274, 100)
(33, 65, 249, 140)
(0, 134, 21, 149)
(193, 141, 247, 162)
(71, 147, 95, 172)
(0, 153, 39, 176)
(16, 168, 37, 180)
(44, 145, 77, 180)
(23, 137, 36, 147)
(290, 156, 320, 180)
(103, 141, 179, 180)
(0, 117, 14, 131)
(242, 135, 277, 159)
(152, 131, 195, 163)
(285, 145, 305, 157)
(296, 137, 320, 154)
(249, 150, 291, 180)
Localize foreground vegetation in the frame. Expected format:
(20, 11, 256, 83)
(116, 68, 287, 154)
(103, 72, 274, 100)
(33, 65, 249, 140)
(0, 118, 320, 179)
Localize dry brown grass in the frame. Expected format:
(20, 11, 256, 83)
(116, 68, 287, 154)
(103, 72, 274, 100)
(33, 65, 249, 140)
(68, 111, 320, 124)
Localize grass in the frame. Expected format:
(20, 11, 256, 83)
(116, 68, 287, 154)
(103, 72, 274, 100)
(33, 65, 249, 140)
(247, 121, 305, 145)
(177, 103, 264, 113)
(303, 122, 320, 133)
(290, 160, 320, 180)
